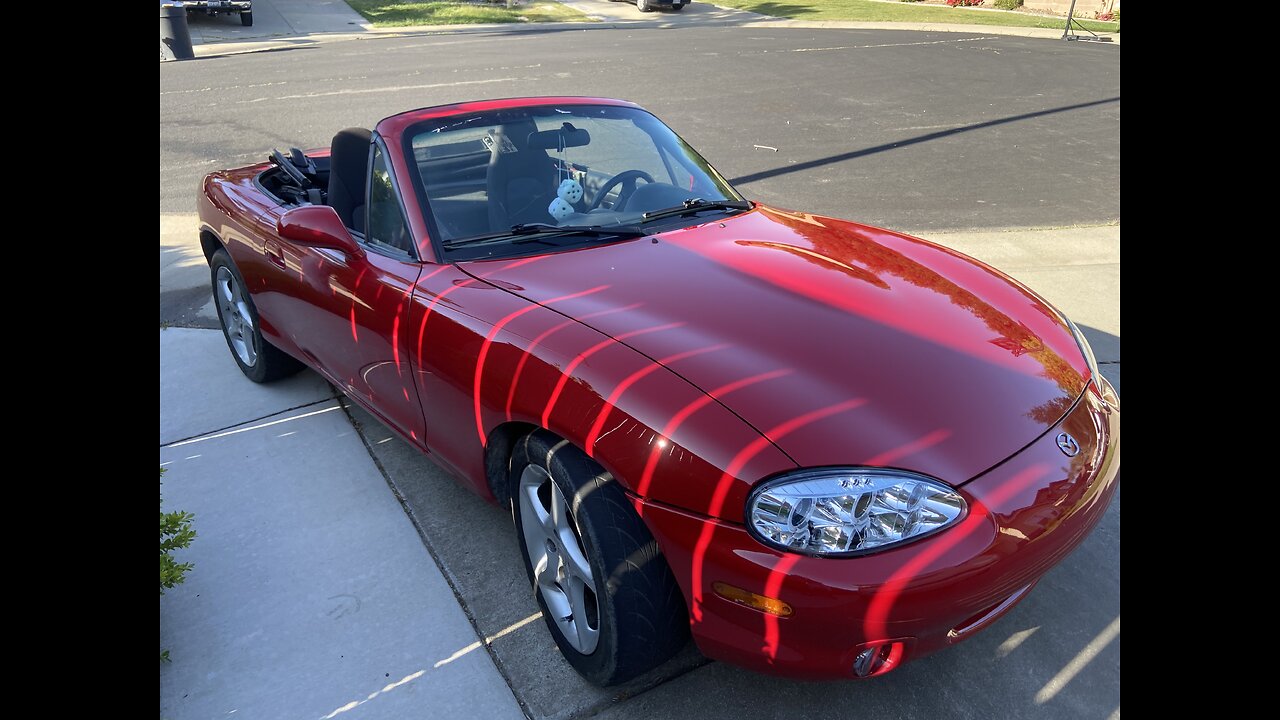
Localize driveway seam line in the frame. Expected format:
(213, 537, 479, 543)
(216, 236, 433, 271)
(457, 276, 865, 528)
(159, 392, 340, 447)
(337, 399, 536, 720)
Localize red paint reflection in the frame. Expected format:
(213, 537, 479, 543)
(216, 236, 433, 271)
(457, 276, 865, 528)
(415, 257, 549, 365)
(538, 323, 684, 428)
(635, 368, 793, 498)
(504, 303, 642, 421)
(690, 399, 868, 621)
(583, 344, 728, 457)
(472, 286, 609, 444)
(861, 463, 1050, 641)
(762, 555, 800, 659)
(864, 429, 952, 466)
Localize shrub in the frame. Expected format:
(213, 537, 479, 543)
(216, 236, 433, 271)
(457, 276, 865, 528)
(1096, 10, 1115, 21)
(946, 0, 985, 6)
(161, 473, 196, 595)
(161, 469, 196, 661)
(994, 0, 1022, 9)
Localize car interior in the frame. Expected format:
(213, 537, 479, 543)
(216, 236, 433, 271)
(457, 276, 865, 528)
(259, 118, 696, 251)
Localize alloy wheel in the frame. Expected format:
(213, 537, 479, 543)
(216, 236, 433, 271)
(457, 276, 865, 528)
(216, 266, 258, 367)
(519, 464, 601, 654)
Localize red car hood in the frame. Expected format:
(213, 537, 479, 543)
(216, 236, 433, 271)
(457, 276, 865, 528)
(467, 205, 1087, 487)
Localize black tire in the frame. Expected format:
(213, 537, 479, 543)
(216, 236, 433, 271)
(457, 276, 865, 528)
(210, 249, 303, 383)
(636, 0, 653, 12)
(510, 430, 689, 686)
(671, 2, 685, 10)
(240, 11, 253, 26)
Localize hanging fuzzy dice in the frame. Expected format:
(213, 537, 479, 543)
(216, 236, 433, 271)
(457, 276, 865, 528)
(558, 178, 584, 204)
(547, 178, 583, 221)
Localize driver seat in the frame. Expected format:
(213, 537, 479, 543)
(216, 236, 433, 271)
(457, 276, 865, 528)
(328, 127, 372, 233)
(486, 121, 556, 231)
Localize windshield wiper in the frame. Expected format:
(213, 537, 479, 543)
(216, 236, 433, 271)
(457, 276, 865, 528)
(443, 223, 647, 250)
(641, 198, 751, 224)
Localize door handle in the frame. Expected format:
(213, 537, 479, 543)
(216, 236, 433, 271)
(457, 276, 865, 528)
(265, 241, 286, 269)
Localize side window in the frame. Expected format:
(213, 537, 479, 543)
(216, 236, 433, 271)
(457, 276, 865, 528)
(366, 143, 414, 257)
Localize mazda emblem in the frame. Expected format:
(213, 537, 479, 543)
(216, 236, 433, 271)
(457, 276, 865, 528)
(1056, 432, 1080, 457)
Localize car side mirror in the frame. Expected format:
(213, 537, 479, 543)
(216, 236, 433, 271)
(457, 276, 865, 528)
(277, 205, 364, 258)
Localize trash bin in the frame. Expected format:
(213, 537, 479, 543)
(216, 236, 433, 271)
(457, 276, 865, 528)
(160, 3, 194, 61)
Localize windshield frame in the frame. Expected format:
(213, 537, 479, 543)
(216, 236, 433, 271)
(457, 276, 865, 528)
(398, 103, 746, 263)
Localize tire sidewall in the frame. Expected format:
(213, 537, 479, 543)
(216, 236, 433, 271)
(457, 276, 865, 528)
(510, 433, 624, 684)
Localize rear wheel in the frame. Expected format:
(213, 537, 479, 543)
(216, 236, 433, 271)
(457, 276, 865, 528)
(210, 249, 302, 383)
(241, 11, 253, 26)
(510, 430, 689, 686)
(671, 3, 685, 10)
(636, 0, 653, 12)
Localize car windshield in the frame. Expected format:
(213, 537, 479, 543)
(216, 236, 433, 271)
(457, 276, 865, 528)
(402, 104, 745, 258)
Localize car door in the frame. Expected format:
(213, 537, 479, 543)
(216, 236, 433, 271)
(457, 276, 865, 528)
(284, 137, 427, 444)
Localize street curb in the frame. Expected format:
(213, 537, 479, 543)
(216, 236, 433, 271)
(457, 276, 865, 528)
(182, 14, 1119, 59)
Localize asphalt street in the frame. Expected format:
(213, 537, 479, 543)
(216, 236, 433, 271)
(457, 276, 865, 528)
(160, 20, 1119, 720)
(159, 26, 1119, 230)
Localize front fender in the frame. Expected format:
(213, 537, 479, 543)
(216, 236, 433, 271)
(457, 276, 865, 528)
(431, 275, 796, 521)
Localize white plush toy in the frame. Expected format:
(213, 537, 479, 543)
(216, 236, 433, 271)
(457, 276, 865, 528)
(547, 179, 582, 221)
(548, 197, 575, 221)
(557, 178, 584, 204)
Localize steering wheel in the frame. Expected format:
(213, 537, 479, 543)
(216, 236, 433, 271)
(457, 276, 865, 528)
(587, 170, 656, 212)
(271, 149, 309, 188)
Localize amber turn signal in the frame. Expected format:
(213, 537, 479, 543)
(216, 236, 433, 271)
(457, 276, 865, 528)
(712, 582, 794, 617)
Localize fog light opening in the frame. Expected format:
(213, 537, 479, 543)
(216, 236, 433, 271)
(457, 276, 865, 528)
(852, 641, 905, 678)
(711, 581, 793, 617)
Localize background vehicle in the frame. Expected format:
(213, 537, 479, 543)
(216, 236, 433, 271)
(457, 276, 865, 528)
(183, 0, 252, 26)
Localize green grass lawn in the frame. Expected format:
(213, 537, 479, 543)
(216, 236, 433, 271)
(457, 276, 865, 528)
(347, 0, 591, 26)
(712, 0, 1120, 33)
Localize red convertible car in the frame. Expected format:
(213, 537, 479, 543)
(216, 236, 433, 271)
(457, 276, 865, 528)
(197, 97, 1119, 685)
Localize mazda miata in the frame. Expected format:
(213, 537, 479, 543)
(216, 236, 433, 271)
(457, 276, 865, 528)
(196, 97, 1120, 686)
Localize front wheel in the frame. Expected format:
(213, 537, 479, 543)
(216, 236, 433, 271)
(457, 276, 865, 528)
(240, 11, 253, 26)
(671, 2, 685, 10)
(210, 249, 302, 383)
(636, 0, 653, 12)
(510, 430, 689, 686)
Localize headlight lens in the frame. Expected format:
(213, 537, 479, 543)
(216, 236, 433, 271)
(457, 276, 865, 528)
(747, 468, 966, 557)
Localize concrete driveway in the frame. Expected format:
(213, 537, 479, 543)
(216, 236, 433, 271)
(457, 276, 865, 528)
(171, 0, 368, 45)
(160, 328, 524, 720)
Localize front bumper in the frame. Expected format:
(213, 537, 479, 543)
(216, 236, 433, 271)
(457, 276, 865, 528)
(636, 376, 1120, 679)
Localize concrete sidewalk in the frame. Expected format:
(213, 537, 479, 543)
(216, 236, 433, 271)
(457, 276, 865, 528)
(159, 328, 523, 720)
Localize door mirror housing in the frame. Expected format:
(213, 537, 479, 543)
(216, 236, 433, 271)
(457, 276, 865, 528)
(277, 205, 364, 258)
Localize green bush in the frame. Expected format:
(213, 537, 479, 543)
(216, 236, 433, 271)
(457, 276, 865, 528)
(994, 0, 1022, 9)
(161, 474, 196, 594)
(161, 468, 196, 661)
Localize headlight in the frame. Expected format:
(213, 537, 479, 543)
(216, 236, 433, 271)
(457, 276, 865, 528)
(1065, 316, 1101, 385)
(747, 468, 966, 557)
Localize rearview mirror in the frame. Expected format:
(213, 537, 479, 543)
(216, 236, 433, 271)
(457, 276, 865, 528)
(528, 124, 591, 151)
(277, 205, 364, 258)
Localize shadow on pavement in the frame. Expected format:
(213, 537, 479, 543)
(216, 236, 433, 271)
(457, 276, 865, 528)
(730, 96, 1121, 186)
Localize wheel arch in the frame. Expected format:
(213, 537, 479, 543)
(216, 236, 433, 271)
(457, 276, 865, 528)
(199, 226, 224, 264)
(484, 421, 539, 508)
